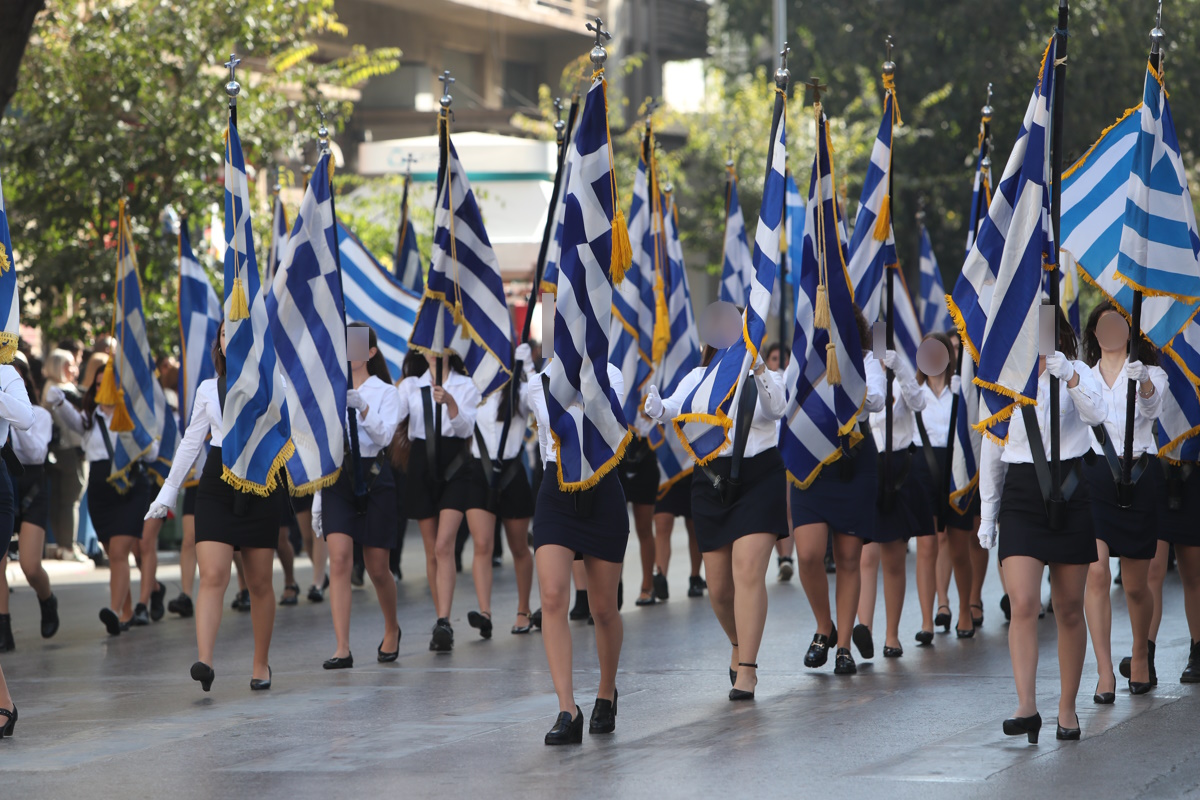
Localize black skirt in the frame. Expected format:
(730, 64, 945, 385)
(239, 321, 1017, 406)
(0, 461, 12, 556)
(533, 467, 629, 562)
(182, 485, 198, 516)
(617, 436, 658, 505)
(910, 445, 979, 531)
(1159, 460, 1200, 547)
(13, 464, 49, 532)
(1083, 455, 1161, 560)
(194, 446, 287, 550)
(691, 449, 788, 552)
(464, 457, 535, 519)
(322, 460, 397, 550)
(87, 460, 150, 543)
(873, 450, 935, 542)
(405, 435, 473, 519)
(291, 492, 314, 515)
(791, 432, 878, 538)
(998, 459, 1097, 565)
(655, 473, 692, 518)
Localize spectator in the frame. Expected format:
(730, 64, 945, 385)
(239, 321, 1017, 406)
(42, 349, 89, 562)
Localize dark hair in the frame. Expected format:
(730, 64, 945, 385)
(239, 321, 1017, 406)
(853, 304, 872, 355)
(81, 364, 106, 429)
(1054, 304, 1079, 361)
(57, 338, 83, 356)
(917, 332, 956, 386)
(765, 342, 782, 363)
(211, 320, 226, 378)
(701, 344, 718, 368)
(401, 349, 428, 379)
(348, 322, 393, 384)
(10, 357, 37, 401)
(1081, 300, 1158, 368)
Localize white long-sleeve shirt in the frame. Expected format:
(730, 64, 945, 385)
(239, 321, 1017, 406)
(1089, 360, 1167, 458)
(656, 366, 786, 459)
(396, 371, 480, 441)
(979, 361, 1107, 523)
(472, 378, 532, 461)
(525, 362, 625, 465)
(859, 352, 887, 420)
(870, 376, 926, 451)
(349, 375, 401, 458)
(150, 379, 221, 506)
(12, 406, 53, 465)
(915, 382, 954, 449)
(0, 365, 34, 444)
(53, 400, 160, 464)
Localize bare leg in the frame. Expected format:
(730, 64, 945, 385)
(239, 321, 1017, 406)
(466, 508, 495, 616)
(106, 536, 134, 620)
(632, 503, 654, 598)
(276, 529, 297, 600)
(584, 555, 624, 701)
(935, 528, 952, 612)
(857, 542, 880, 630)
(297, 510, 326, 588)
(1049, 562, 1089, 729)
(686, 519, 702, 577)
(0, 662, 11, 717)
(1084, 540, 1115, 696)
(729, 533, 776, 692)
(879, 540, 907, 648)
(832, 533, 864, 650)
(1119, 556, 1153, 685)
(194, 541, 234, 667)
(654, 512, 674, 577)
(536, 544, 577, 714)
(503, 517, 534, 628)
(233, 552, 247, 593)
(702, 547, 737, 671)
(138, 517, 162, 605)
(180, 515, 197, 597)
(433, 509, 466, 618)
(946, 527, 975, 631)
(1004, 556, 1045, 717)
(572, 560, 588, 592)
(364, 546, 400, 652)
(1176, 546, 1200, 643)
(1147, 540, 1169, 641)
(795, 522, 834, 635)
(17, 525, 51, 600)
(326, 533, 354, 658)
(239, 547, 276, 681)
(916, 533, 938, 634)
(418, 517, 438, 602)
(967, 518, 990, 605)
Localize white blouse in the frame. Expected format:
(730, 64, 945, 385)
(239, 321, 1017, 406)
(12, 406, 53, 465)
(656, 366, 786, 460)
(54, 401, 160, 464)
(0, 365, 33, 444)
(525, 362, 626, 465)
(1089, 361, 1167, 458)
(349, 375, 401, 459)
(859, 352, 887, 421)
(396, 371, 480, 441)
(915, 382, 954, 449)
(472, 377, 532, 461)
(870, 376, 926, 452)
(153, 379, 221, 504)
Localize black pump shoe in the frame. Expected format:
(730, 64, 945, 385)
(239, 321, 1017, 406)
(1003, 712, 1042, 744)
(468, 611, 493, 640)
(729, 664, 757, 701)
(545, 706, 584, 745)
(915, 630, 933, 646)
(250, 666, 272, 691)
(568, 590, 590, 621)
(40, 593, 60, 639)
(150, 582, 167, 621)
(1056, 714, 1081, 741)
(0, 705, 16, 739)
(1093, 682, 1116, 704)
(191, 661, 215, 692)
(653, 570, 669, 601)
(803, 625, 837, 669)
(1129, 679, 1153, 695)
(378, 629, 401, 662)
(1000, 593, 1012, 622)
(956, 625, 976, 639)
(852, 624, 874, 659)
(687, 575, 706, 598)
(1182, 641, 1200, 683)
(589, 689, 618, 733)
(323, 653, 354, 670)
(99, 607, 122, 636)
(430, 618, 454, 652)
(970, 604, 984, 627)
(883, 645, 903, 658)
(0, 614, 13, 652)
(934, 605, 951, 633)
(834, 648, 857, 675)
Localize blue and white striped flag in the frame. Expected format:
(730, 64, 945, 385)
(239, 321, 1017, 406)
(112, 202, 173, 491)
(221, 118, 293, 494)
(784, 169, 805, 311)
(394, 175, 425, 294)
(918, 224, 951, 333)
(609, 143, 655, 427)
(0, 169, 17, 363)
(718, 164, 753, 307)
(951, 38, 1056, 443)
(964, 116, 993, 260)
(176, 218, 221, 484)
(846, 80, 900, 324)
(265, 190, 288, 293)
(266, 154, 348, 494)
(1158, 320, 1200, 462)
(780, 107, 868, 488)
(339, 224, 420, 381)
(891, 270, 923, 375)
(410, 125, 513, 398)
(546, 76, 631, 489)
(674, 90, 785, 465)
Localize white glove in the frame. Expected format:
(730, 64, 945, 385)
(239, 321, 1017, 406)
(346, 389, 365, 410)
(978, 517, 998, 550)
(1126, 359, 1149, 383)
(1045, 351, 1075, 383)
(312, 492, 324, 539)
(515, 343, 532, 366)
(144, 484, 178, 521)
(882, 349, 898, 370)
(145, 502, 170, 520)
(644, 385, 664, 420)
(951, 375, 961, 395)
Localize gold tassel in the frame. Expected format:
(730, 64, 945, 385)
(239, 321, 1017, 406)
(95, 359, 120, 405)
(872, 194, 891, 242)
(652, 272, 669, 364)
(452, 300, 465, 327)
(610, 208, 632, 284)
(108, 388, 135, 432)
(825, 342, 841, 386)
(814, 283, 832, 331)
(229, 277, 249, 321)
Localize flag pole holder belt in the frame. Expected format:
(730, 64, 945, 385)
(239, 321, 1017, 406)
(877, 448, 910, 514)
(914, 411, 946, 529)
(699, 375, 758, 508)
(474, 425, 524, 510)
(1090, 424, 1148, 509)
(540, 373, 599, 517)
(422, 386, 470, 502)
(1020, 405, 1080, 531)
(1166, 463, 1193, 512)
(837, 421, 872, 482)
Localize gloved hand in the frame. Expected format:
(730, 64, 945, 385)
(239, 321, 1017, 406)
(644, 385, 664, 420)
(1126, 359, 1149, 383)
(1045, 351, 1075, 383)
(312, 493, 324, 539)
(978, 517, 998, 550)
(144, 484, 178, 521)
(882, 349, 898, 370)
(951, 375, 961, 395)
(145, 502, 171, 521)
(515, 343, 532, 366)
(346, 389, 366, 410)
(45, 385, 65, 408)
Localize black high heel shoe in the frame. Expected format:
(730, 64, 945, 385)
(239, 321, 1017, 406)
(191, 661, 215, 692)
(250, 666, 272, 691)
(544, 705, 584, 745)
(323, 653, 354, 670)
(1129, 679, 1153, 695)
(729, 664, 757, 701)
(834, 648, 857, 675)
(915, 630, 933, 646)
(468, 610, 493, 640)
(378, 629, 401, 662)
(511, 611, 533, 635)
(0, 705, 16, 739)
(1056, 713, 1081, 741)
(883, 645, 903, 658)
(956, 625, 976, 639)
(803, 625, 837, 669)
(970, 604, 984, 628)
(589, 690, 618, 733)
(729, 642, 739, 686)
(934, 605, 951, 633)
(1002, 712, 1042, 744)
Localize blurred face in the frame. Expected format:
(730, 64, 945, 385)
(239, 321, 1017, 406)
(766, 348, 780, 371)
(1095, 311, 1130, 353)
(65, 360, 78, 383)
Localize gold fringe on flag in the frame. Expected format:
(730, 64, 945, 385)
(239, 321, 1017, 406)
(872, 194, 891, 242)
(825, 342, 841, 385)
(95, 359, 120, 405)
(229, 277, 249, 320)
(610, 208, 631, 284)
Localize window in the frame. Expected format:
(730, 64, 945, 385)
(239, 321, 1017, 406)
(358, 63, 427, 111)
(503, 61, 539, 109)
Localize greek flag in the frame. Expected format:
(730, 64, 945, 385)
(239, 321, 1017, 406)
(221, 118, 293, 494)
(609, 144, 655, 426)
(780, 107, 868, 488)
(964, 118, 993, 259)
(718, 164, 753, 307)
(176, 218, 221, 484)
(674, 90, 786, 465)
(1158, 321, 1200, 461)
(891, 270, 923, 375)
(0, 169, 17, 363)
(918, 224, 951, 333)
(540, 116, 579, 296)
(846, 82, 900, 324)
(394, 175, 424, 293)
(265, 190, 288, 292)
(266, 154, 348, 494)
(1061, 64, 1200, 354)
(546, 76, 631, 489)
(112, 203, 172, 491)
(339, 224, 420, 380)
(784, 169, 805, 311)
(948, 343, 984, 514)
(950, 38, 1056, 444)
(410, 124, 513, 398)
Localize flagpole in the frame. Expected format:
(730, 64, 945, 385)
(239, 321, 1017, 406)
(1048, 0, 1069, 506)
(395, 152, 415, 276)
(779, 158, 790, 353)
(882, 38, 897, 512)
(1119, 9, 1163, 503)
(522, 95, 574, 345)
(434, 71, 454, 440)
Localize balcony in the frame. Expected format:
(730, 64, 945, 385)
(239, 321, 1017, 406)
(363, 0, 604, 37)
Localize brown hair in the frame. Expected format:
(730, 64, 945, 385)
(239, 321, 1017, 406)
(348, 322, 393, 383)
(700, 344, 718, 368)
(211, 320, 226, 378)
(1081, 300, 1158, 368)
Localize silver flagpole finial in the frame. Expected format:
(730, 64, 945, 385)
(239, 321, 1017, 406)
(775, 44, 790, 89)
(882, 35, 896, 77)
(273, 166, 281, 195)
(553, 97, 566, 140)
(438, 70, 455, 110)
(402, 153, 417, 177)
(1150, 2, 1165, 53)
(726, 144, 735, 169)
(982, 82, 994, 117)
(316, 103, 330, 155)
(587, 17, 612, 69)
(224, 54, 242, 107)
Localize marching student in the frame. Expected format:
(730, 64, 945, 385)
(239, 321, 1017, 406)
(395, 349, 481, 652)
(617, 421, 658, 607)
(1158, 454, 1200, 683)
(646, 344, 788, 699)
(765, 342, 796, 582)
(652, 473, 706, 600)
(980, 310, 1105, 743)
(315, 323, 402, 669)
(0, 357, 32, 738)
(146, 321, 286, 691)
(1079, 302, 1168, 699)
(48, 355, 157, 636)
(463, 342, 537, 636)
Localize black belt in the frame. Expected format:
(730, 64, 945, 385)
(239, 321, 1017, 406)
(1020, 405, 1081, 530)
(915, 412, 946, 528)
(473, 425, 523, 509)
(1091, 424, 1149, 508)
(1165, 462, 1193, 512)
(699, 375, 758, 507)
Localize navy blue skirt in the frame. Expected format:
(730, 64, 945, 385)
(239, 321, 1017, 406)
(533, 467, 629, 563)
(655, 473, 692, 518)
(0, 460, 12, 555)
(692, 450, 788, 552)
(1082, 455, 1162, 560)
(998, 459, 1097, 565)
(791, 431, 878, 538)
(873, 450, 935, 542)
(323, 460, 398, 550)
(910, 445, 979, 531)
(1159, 460, 1200, 547)
(87, 459, 150, 543)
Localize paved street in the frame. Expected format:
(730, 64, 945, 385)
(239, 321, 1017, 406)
(2, 526, 1199, 799)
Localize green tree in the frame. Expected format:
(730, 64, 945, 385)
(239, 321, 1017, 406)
(0, 0, 398, 353)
